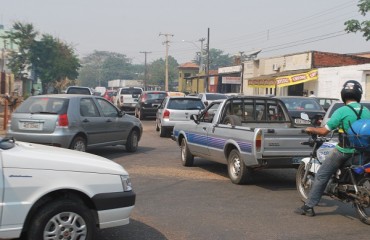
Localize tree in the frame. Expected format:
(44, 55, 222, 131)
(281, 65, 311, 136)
(78, 51, 136, 87)
(149, 56, 179, 90)
(194, 48, 233, 70)
(5, 22, 38, 80)
(5, 22, 80, 93)
(345, 0, 370, 40)
(31, 34, 80, 92)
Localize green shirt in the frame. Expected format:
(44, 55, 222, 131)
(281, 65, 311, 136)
(326, 102, 370, 153)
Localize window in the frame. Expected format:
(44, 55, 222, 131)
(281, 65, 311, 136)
(96, 99, 118, 117)
(80, 98, 99, 117)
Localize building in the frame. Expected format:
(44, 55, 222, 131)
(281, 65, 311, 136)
(178, 62, 200, 93)
(244, 51, 370, 97)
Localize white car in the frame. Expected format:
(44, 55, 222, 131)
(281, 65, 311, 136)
(0, 138, 135, 239)
(156, 96, 205, 137)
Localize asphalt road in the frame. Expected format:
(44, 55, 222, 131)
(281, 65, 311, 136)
(4, 119, 370, 240)
(89, 119, 370, 240)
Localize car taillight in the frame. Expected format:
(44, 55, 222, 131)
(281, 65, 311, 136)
(57, 113, 69, 127)
(255, 129, 262, 152)
(163, 110, 170, 119)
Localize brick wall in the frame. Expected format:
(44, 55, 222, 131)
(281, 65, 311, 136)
(313, 51, 370, 68)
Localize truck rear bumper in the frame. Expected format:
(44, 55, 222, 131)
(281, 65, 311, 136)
(256, 156, 303, 168)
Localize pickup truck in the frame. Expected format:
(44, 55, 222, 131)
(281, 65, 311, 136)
(172, 96, 312, 184)
(114, 87, 143, 113)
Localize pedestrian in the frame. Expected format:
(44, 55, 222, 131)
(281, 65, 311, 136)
(294, 80, 370, 216)
(309, 91, 315, 97)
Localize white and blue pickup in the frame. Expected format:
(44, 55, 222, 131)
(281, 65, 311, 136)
(172, 96, 312, 184)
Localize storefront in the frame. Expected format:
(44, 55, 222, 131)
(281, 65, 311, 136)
(247, 69, 318, 96)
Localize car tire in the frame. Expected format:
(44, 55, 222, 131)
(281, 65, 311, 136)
(138, 109, 144, 120)
(180, 138, 194, 166)
(27, 198, 96, 240)
(126, 129, 139, 152)
(70, 136, 87, 152)
(227, 149, 253, 184)
(155, 120, 160, 132)
(159, 125, 168, 137)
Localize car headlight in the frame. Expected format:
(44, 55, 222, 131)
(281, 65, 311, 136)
(120, 175, 132, 192)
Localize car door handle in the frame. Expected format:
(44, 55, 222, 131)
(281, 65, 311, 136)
(82, 119, 89, 123)
(106, 119, 112, 122)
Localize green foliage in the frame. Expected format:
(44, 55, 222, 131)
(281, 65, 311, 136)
(5, 22, 38, 80)
(149, 56, 179, 90)
(4, 21, 80, 90)
(195, 48, 233, 70)
(78, 51, 136, 87)
(345, 0, 370, 41)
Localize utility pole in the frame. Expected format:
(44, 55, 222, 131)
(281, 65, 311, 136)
(198, 38, 206, 73)
(159, 33, 174, 91)
(140, 51, 151, 90)
(239, 51, 244, 94)
(205, 28, 210, 93)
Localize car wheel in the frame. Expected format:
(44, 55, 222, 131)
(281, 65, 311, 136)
(126, 129, 139, 152)
(138, 109, 144, 120)
(27, 198, 96, 240)
(180, 138, 194, 166)
(155, 120, 160, 132)
(159, 125, 168, 137)
(227, 149, 253, 184)
(70, 136, 87, 152)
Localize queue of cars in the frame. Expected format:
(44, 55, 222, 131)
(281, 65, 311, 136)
(1, 87, 351, 239)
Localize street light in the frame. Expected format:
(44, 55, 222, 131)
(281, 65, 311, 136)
(182, 39, 206, 73)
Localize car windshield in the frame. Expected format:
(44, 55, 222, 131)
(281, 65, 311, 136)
(280, 98, 322, 111)
(121, 88, 142, 94)
(206, 94, 228, 100)
(147, 93, 167, 99)
(15, 97, 69, 114)
(167, 99, 205, 110)
(67, 87, 91, 95)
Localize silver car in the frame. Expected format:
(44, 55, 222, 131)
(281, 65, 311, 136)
(156, 96, 205, 137)
(6, 94, 143, 152)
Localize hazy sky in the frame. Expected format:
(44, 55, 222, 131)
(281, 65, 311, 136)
(1, 0, 368, 64)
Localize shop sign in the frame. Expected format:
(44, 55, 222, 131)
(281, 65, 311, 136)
(222, 76, 241, 84)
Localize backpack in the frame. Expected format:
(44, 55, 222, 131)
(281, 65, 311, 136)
(345, 105, 370, 151)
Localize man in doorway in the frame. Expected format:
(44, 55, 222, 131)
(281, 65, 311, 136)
(309, 91, 315, 97)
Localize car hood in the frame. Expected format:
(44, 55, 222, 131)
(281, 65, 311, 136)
(1, 141, 127, 175)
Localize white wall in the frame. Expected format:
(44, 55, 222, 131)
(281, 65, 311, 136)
(317, 64, 370, 100)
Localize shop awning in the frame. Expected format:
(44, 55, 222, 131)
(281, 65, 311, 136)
(248, 69, 318, 88)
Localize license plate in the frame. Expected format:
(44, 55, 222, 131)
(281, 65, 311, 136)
(292, 157, 303, 164)
(295, 118, 311, 124)
(19, 122, 43, 130)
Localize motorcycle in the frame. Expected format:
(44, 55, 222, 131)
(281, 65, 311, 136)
(296, 116, 370, 224)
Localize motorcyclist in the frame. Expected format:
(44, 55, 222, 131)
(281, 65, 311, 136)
(294, 80, 370, 216)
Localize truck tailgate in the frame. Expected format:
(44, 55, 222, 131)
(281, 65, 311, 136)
(262, 128, 311, 157)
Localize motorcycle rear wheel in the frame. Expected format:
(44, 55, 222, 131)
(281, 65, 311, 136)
(296, 162, 314, 202)
(354, 177, 370, 225)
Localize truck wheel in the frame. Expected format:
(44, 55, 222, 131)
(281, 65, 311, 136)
(223, 115, 242, 126)
(126, 130, 139, 152)
(181, 138, 194, 166)
(70, 136, 87, 152)
(27, 199, 96, 240)
(227, 149, 253, 184)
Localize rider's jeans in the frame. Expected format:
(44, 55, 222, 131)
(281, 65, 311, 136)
(306, 148, 353, 208)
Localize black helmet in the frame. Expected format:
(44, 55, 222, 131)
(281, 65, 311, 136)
(341, 80, 363, 103)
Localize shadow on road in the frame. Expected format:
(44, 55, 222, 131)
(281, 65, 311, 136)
(195, 158, 296, 190)
(97, 219, 168, 240)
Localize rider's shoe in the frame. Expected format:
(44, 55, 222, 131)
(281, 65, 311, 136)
(294, 204, 315, 217)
